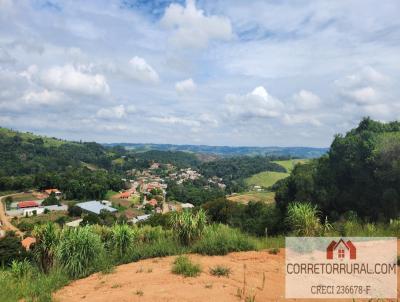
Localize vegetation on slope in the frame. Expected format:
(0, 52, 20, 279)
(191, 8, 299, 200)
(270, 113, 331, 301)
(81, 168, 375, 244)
(275, 118, 400, 221)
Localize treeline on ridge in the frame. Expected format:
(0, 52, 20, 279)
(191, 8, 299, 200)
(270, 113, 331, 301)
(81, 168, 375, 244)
(274, 118, 400, 221)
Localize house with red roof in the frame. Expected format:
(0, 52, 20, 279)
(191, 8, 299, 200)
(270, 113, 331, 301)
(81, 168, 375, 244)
(147, 199, 158, 207)
(18, 201, 39, 209)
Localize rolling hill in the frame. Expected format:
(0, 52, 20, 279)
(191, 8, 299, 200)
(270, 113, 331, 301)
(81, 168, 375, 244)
(103, 143, 327, 158)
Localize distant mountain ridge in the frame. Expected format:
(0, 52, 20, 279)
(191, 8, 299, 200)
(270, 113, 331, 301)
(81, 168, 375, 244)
(103, 143, 328, 158)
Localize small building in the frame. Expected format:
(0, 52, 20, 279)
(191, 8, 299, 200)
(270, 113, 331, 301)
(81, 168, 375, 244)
(23, 207, 45, 217)
(119, 191, 131, 199)
(45, 188, 62, 197)
(147, 199, 158, 207)
(181, 203, 194, 209)
(18, 201, 39, 209)
(76, 201, 117, 215)
(131, 214, 151, 224)
(65, 219, 83, 227)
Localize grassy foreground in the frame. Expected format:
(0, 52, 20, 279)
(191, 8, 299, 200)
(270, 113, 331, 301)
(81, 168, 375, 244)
(0, 220, 280, 302)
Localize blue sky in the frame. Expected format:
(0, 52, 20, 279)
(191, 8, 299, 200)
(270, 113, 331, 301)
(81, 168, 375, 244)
(1, 0, 400, 147)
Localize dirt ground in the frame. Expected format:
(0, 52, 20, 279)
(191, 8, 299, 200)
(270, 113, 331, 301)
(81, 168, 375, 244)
(54, 248, 399, 302)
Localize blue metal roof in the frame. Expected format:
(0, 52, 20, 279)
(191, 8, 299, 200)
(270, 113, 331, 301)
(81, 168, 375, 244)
(76, 201, 117, 215)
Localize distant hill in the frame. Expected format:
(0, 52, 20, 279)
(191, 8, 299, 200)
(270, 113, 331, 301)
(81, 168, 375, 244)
(103, 143, 327, 158)
(0, 127, 111, 177)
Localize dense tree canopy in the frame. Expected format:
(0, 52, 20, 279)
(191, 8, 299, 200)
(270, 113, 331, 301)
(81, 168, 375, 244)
(275, 118, 400, 221)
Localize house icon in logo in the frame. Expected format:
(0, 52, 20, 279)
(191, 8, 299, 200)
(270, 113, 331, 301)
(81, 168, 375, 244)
(326, 239, 356, 260)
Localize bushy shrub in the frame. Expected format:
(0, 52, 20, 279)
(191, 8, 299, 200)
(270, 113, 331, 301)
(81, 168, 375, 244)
(209, 265, 231, 277)
(192, 224, 257, 255)
(57, 226, 104, 278)
(171, 255, 201, 277)
(135, 225, 169, 244)
(0, 231, 30, 267)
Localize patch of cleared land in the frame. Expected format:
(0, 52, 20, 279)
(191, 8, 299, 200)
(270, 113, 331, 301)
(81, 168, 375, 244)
(272, 159, 309, 172)
(244, 159, 309, 189)
(227, 191, 275, 204)
(54, 248, 398, 302)
(245, 171, 289, 188)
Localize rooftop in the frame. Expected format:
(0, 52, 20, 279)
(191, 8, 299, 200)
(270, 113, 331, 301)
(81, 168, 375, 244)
(18, 201, 39, 208)
(76, 201, 117, 215)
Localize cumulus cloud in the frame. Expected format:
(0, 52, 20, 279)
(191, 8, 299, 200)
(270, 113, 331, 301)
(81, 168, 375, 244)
(40, 64, 110, 97)
(336, 67, 389, 104)
(335, 66, 399, 120)
(161, 0, 232, 49)
(21, 89, 64, 105)
(128, 56, 159, 83)
(293, 90, 321, 110)
(175, 78, 196, 93)
(225, 86, 284, 119)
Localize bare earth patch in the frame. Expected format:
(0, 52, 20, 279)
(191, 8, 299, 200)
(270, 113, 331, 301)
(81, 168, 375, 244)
(54, 249, 399, 302)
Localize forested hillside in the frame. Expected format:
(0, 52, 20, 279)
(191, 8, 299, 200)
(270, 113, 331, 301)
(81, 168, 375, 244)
(274, 118, 400, 221)
(0, 127, 111, 176)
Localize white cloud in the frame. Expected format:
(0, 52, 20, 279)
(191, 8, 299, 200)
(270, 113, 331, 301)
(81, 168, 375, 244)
(225, 86, 284, 119)
(128, 56, 159, 83)
(149, 115, 201, 127)
(161, 0, 232, 49)
(96, 104, 136, 119)
(335, 67, 388, 105)
(175, 78, 196, 93)
(343, 86, 378, 104)
(335, 66, 388, 89)
(293, 90, 321, 110)
(282, 113, 322, 127)
(40, 64, 110, 97)
(21, 89, 63, 105)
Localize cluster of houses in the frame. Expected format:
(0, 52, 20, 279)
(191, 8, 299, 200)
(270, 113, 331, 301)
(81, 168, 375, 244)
(168, 168, 202, 184)
(6, 188, 67, 217)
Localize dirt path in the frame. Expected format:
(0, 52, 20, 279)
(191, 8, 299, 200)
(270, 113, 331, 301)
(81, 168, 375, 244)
(54, 249, 399, 302)
(0, 194, 23, 237)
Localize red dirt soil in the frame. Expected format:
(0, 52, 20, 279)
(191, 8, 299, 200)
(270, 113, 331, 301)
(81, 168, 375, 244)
(54, 248, 399, 302)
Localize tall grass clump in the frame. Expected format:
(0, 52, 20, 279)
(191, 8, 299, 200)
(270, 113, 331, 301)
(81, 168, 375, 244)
(32, 222, 60, 273)
(192, 224, 258, 255)
(171, 255, 201, 277)
(57, 226, 104, 279)
(286, 202, 321, 236)
(169, 209, 207, 245)
(110, 224, 135, 261)
(10, 259, 32, 278)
